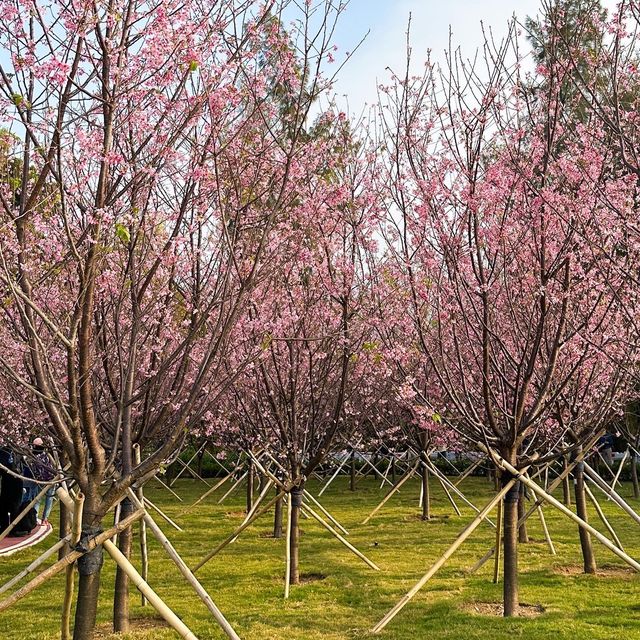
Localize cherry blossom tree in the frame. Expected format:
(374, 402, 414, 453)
(375, 23, 636, 616)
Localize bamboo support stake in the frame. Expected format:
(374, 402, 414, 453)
(218, 472, 248, 504)
(104, 538, 199, 640)
(379, 458, 393, 489)
(583, 462, 640, 526)
(609, 449, 629, 497)
(302, 502, 380, 571)
(170, 443, 206, 486)
(254, 451, 351, 537)
(0, 535, 70, 594)
(176, 458, 212, 487)
(303, 489, 348, 536)
(134, 444, 149, 606)
(492, 497, 502, 584)
(318, 455, 350, 497)
(454, 456, 485, 487)
(424, 459, 484, 521)
(142, 497, 182, 532)
(153, 475, 184, 502)
(186, 466, 240, 513)
(111, 500, 122, 545)
(483, 446, 640, 573)
(362, 459, 420, 525)
(467, 451, 595, 575)
(536, 501, 555, 555)
(127, 491, 241, 640)
(193, 488, 290, 573)
(61, 491, 84, 640)
(285, 495, 292, 599)
(0, 484, 50, 544)
(584, 483, 624, 551)
(372, 475, 522, 634)
(0, 510, 144, 613)
(231, 479, 273, 544)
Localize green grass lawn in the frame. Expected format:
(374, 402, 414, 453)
(1, 473, 640, 639)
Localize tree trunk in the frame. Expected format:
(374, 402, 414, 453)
(574, 460, 597, 574)
(273, 490, 283, 539)
(350, 451, 356, 492)
(72, 499, 105, 640)
(391, 458, 396, 484)
(517, 483, 528, 543)
(562, 456, 572, 506)
(632, 451, 639, 500)
(288, 488, 302, 584)
(503, 479, 519, 617)
(420, 455, 431, 520)
(246, 461, 254, 514)
(113, 498, 133, 632)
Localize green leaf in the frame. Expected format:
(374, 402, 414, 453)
(115, 222, 130, 244)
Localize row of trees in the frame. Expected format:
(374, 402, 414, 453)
(1, 0, 639, 635)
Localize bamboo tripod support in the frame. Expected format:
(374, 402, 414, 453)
(371, 474, 524, 634)
(0, 509, 144, 613)
(362, 459, 420, 525)
(584, 482, 624, 550)
(126, 490, 241, 640)
(134, 445, 149, 607)
(103, 539, 199, 640)
(61, 491, 84, 640)
(481, 446, 640, 572)
(247, 451, 378, 571)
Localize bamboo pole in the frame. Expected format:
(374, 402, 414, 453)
(318, 455, 350, 497)
(372, 475, 522, 634)
(424, 459, 490, 523)
(0, 510, 144, 613)
(583, 462, 640, 526)
(284, 495, 292, 599)
(218, 472, 248, 504)
(492, 497, 502, 584)
(185, 465, 240, 513)
(0, 535, 70, 594)
(231, 479, 273, 544)
(467, 446, 598, 575)
(142, 497, 182, 532)
(303, 489, 348, 536)
(483, 446, 640, 572)
(609, 449, 629, 497)
(362, 459, 420, 525)
(61, 491, 84, 640)
(584, 483, 624, 551)
(193, 488, 290, 573)
(536, 501, 555, 555)
(302, 502, 380, 571)
(175, 458, 212, 487)
(0, 484, 50, 544)
(170, 443, 207, 486)
(103, 538, 199, 640)
(126, 491, 241, 640)
(256, 451, 350, 536)
(153, 475, 184, 502)
(454, 456, 485, 487)
(134, 444, 149, 607)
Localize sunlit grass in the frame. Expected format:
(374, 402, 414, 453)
(1, 473, 640, 639)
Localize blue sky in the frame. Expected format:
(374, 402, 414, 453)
(327, 0, 617, 114)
